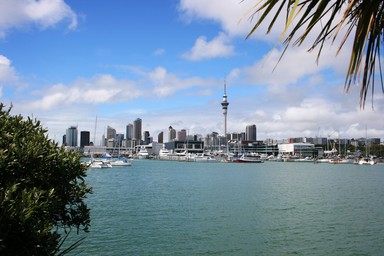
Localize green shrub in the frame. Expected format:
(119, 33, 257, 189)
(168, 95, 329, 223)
(0, 104, 91, 255)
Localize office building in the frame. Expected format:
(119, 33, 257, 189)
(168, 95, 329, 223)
(177, 129, 187, 142)
(168, 126, 176, 142)
(143, 131, 150, 145)
(107, 126, 116, 140)
(246, 124, 257, 142)
(158, 131, 164, 143)
(80, 131, 90, 148)
(115, 134, 124, 147)
(126, 123, 133, 140)
(133, 118, 142, 142)
(66, 126, 78, 147)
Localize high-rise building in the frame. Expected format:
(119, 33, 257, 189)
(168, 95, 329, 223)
(177, 129, 187, 142)
(126, 123, 133, 140)
(66, 126, 78, 147)
(133, 118, 142, 142)
(158, 131, 164, 143)
(115, 134, 124, 147)
(107, 126, 116, 140)
(143, 131, 150, 145)
(168, 126, 176, 142)
(80, 131, 90, 148)
(246, 124, 257, 142)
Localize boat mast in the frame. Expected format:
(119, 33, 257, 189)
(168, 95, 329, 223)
(94, 115, 97, 145)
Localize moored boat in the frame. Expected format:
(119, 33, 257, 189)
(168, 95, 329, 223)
(110, 157, 132, 166)
(89, 159, 112, 168)
(138, 146, 149, 159)
(233, 154, 263, 163)
(358, 157, 376, 165)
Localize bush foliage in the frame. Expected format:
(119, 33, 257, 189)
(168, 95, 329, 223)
(0, 104, 91, 255)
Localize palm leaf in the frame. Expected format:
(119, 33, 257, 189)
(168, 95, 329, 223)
(245, 0, 384, 107)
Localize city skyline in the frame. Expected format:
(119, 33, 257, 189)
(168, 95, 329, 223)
(61, 120, 380, 148)
(1, 1, 383, 143)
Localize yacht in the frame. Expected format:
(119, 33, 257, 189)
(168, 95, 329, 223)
(159, 146, 170, 160)
(89, 159, 112, 168)
(138, 146, 149, 159)
(110, 157, 132, 166)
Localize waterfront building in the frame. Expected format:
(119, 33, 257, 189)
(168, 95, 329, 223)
(62, 134, 66, 146)
(278, 143, 316, 157)
(66, 126, 78, 147)
(168, 126, 176, 142)
(246, 124, 257, 142)
(165, 140, 204, 155)
(83, 145, 107, 157)
(204, 132, 220, 151)
(80, 131, 90, 148)
(230, 132, 245, 142)
(313, 137, 327, 145)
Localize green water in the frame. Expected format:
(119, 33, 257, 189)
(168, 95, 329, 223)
(69, 160, 384, 255)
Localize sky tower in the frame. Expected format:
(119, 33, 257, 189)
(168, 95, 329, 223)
(221, 79, 229, 138)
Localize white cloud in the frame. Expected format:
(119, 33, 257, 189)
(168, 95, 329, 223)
(182, 33, 234, 61)
(0, 55, 17, 83)
(29, 75, 139, 110)
(148, 66, 216, 97)
(154, 48, 165, 56)
(0, 0, 77, 38)
(24, 67, 218, 111)
(179, 0, 265, 38)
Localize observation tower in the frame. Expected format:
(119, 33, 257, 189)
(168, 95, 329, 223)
(221, 80, 229, 139)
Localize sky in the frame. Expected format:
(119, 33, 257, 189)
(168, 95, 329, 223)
(0, 0, 383, 145)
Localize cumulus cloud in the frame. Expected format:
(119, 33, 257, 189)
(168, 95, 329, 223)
(179, 0, 264, 38)
(26, 67, 218, 110)
(0, 55, 17, 83)
(148, 66, 216, 97)
(0, 0, 77, 38)
(182, 33, 234, 61)
(29, 74, 139, 110)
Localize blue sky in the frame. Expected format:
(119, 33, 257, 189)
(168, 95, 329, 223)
(1, 0, 383, 144)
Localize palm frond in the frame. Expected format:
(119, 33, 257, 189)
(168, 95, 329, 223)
(246, 0, 384, 108)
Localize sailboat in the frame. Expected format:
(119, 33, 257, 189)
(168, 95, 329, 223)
(110, 157, 132, 166)
(358, 125, 376, 165)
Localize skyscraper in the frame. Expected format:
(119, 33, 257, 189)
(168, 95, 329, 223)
(115, 134, 124, 147)
(133, 118, 142, 142)
(66, 126, 78, 147)
(177, 129, 187, 142)
(80, 131, 90, 148)
(126, 123, 133, 140)
(143, 131, 150, 145)
(246, 124, 257, 142)
(107, 126, 116, 140)
(168, 126, 176, 142)
(158, 131, 164, 143)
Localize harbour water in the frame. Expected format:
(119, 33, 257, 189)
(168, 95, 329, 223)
(69, 160, 384, 255)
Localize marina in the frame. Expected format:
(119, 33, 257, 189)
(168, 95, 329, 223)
(68, 160, 384, 255)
